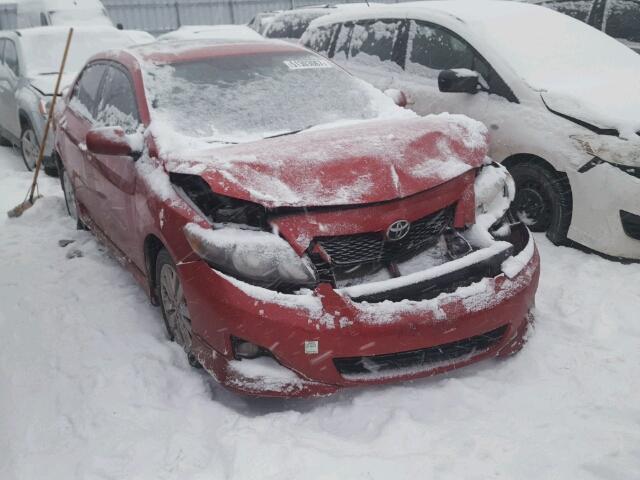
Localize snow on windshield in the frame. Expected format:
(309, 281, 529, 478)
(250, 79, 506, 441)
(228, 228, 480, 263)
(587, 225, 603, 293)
(142, 50, 404, 144)
(21, 29, 138, 76)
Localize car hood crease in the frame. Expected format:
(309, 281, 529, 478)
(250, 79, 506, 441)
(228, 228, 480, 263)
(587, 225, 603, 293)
(164, 116, 488, 208)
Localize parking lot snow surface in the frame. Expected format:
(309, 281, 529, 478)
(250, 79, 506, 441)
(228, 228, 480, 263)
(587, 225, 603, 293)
(0, 145, 638, 479)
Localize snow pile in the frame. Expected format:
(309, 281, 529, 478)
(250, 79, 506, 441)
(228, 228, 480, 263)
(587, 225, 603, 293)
(0, 146, 639, 478)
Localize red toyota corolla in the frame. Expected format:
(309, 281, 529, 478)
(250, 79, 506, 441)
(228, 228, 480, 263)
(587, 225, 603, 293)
(54, 39, 539, 397)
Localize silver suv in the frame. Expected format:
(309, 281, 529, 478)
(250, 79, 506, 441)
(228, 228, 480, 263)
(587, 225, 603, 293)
(0, 26, 153, 175)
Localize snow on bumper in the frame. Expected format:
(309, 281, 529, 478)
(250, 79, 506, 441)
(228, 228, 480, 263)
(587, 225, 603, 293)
(181, 230, 539, 397)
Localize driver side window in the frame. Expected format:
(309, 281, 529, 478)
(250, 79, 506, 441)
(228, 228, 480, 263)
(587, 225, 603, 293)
(4, 40, 20, 77)
(406, 20, 516, 102)
(71, 63, 107, 121)
(95, 65, 140, 134)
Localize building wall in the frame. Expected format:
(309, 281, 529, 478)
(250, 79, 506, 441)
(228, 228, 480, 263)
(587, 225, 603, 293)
(0, 0, 396, 34)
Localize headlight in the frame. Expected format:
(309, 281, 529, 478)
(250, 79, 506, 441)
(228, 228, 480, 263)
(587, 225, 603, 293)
(475, 162, 514, 219)
(38, 98, 52, 118)
(184, 223, 317, 289)
(571, 134, 640, 169)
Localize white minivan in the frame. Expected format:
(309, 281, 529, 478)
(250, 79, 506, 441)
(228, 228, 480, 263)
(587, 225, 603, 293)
(17, 0, 113, 28)
(302, 0, 640, 260)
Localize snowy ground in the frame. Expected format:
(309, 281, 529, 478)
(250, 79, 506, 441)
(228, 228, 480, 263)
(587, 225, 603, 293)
(0, 144, 638, 479)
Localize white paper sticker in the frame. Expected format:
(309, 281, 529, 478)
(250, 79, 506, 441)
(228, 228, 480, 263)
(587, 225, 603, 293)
(284, 59, 332, 70)
(304, 340, 319, 355)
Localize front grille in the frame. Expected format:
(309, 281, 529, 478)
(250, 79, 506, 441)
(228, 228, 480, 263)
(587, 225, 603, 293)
(334, 325, 508, 376)
(310, 206, 455, 283)
(350, 245, 513, 303)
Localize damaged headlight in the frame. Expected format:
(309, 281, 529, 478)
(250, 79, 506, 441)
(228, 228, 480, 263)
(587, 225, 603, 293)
(475, 162, 515, 221)
(184, 223, 317, 289)
(170, 172, 268, 228)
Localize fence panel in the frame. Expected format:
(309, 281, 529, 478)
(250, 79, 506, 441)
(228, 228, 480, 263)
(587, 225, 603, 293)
(0, 1, 400, 34)
(0, 3, 17, 30)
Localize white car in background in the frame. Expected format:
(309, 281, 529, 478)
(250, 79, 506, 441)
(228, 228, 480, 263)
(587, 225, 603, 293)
(0, 26, 153, 174)
(302, 0, 640, 260)
(16, 0, 113, 28)
(157, 25, 264, 42)
(261, 4, 379, 41)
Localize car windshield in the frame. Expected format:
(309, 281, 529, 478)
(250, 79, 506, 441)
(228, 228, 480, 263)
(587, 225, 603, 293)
(20, 29, 133, 76)
(144, 50, 392, 143)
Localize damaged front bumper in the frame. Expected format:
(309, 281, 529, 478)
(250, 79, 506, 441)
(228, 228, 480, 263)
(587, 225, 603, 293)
(182, 223, 539, 397)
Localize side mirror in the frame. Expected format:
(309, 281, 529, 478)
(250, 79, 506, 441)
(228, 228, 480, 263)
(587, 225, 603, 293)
(384, 88, 408, 108)
(438, 69, 480, 94)
(86, 126, 141, 158)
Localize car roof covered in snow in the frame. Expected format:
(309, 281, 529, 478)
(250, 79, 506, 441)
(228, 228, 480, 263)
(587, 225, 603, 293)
(14, 25, 128, 38)
(156, 24, 265, 42)
(126, 38, 305, 65)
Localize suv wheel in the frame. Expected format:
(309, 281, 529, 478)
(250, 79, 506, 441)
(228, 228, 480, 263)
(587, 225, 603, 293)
(20, 125, 40, 172)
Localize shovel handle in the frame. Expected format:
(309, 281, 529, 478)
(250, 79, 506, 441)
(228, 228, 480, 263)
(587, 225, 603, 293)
(28, 28, 74, 202)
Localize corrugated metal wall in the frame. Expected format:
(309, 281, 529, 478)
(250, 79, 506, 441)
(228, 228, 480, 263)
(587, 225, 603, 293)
(0, 3, 17, 30)
(102, 0, 397, 34)
(0, 0, 397, 34)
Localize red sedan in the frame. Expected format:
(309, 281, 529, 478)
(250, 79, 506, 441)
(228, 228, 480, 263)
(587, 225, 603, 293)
(54, 39, 539, 397)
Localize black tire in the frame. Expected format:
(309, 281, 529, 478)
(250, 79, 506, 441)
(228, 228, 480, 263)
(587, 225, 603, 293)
(44, 164, 59, 177)
(0, 133, 11, 147)
(59, 162, 86, 230)
(156, 249, 200, 368)
(508, 162, 572, 245)
(20, 124, 40, 172)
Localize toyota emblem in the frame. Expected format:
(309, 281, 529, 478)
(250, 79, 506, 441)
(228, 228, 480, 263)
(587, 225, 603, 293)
(385, 220, 411, 242)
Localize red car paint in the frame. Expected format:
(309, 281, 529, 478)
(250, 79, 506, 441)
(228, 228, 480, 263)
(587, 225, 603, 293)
(54, 41, 539, 397)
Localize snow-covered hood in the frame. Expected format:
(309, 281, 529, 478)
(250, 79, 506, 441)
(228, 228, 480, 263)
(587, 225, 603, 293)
(29, 73, 77, 96)
(542, 85, 640, 139)
(164, 115, 488, 208)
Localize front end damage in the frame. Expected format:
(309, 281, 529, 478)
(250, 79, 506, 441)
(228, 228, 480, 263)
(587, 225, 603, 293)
(175, 162, 540, 397)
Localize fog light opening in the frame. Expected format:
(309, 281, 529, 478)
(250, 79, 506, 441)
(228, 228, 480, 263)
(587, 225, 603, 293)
(232, 336, 271, 360)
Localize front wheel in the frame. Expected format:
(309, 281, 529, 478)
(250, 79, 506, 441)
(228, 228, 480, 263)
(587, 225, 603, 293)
(508, 162, 572, 244)
(20, 126, 40, 172)
(156, 249, 200, 367)
(59, 162, 86, 230)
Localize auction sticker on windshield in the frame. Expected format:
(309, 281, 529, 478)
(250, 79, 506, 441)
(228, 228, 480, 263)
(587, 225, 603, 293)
(284, 58, 332, 70)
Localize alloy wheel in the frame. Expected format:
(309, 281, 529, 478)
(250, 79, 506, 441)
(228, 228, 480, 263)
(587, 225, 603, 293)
(21, 129, 39, 171)
(159, 263, 193, 355)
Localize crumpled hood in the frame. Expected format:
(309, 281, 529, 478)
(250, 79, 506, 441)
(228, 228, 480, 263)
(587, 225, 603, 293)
(541, 82, 640, 139)
(29, 73, 77, 96)
(165, 115, 488, 208)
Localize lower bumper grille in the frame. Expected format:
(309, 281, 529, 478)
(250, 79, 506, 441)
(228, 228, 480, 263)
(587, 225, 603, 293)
(334, 325, 508, 376)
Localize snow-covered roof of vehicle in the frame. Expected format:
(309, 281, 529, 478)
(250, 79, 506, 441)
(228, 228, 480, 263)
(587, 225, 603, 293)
(15, 24, 133, 39)
(157, 24, 265, 42)
(129, 38, 303, 64)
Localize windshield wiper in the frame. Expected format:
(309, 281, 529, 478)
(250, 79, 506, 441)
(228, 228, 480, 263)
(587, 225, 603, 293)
(206, 139, 239, 145)
(263, 125, 314, 140)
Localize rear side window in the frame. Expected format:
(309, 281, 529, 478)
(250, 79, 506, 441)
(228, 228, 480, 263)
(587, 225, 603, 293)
(71, 63, 107, 119)
(349, 19, 404, 66)
(537, 0, 594, 22)
(4, 40, 19, 76)
(96, 66, 140, 133)
(604, 0, 640, 42)
(301, 24, 338, 56)
(264, 12, 324, 39)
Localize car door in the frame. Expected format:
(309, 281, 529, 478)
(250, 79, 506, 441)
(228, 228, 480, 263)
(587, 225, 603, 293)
(0, 39, 8, 137)
(0, 39, 22, 139)
(58, 62, 108, 222)
(88, 63, 142, 262)
(392, 20, 524, 162)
